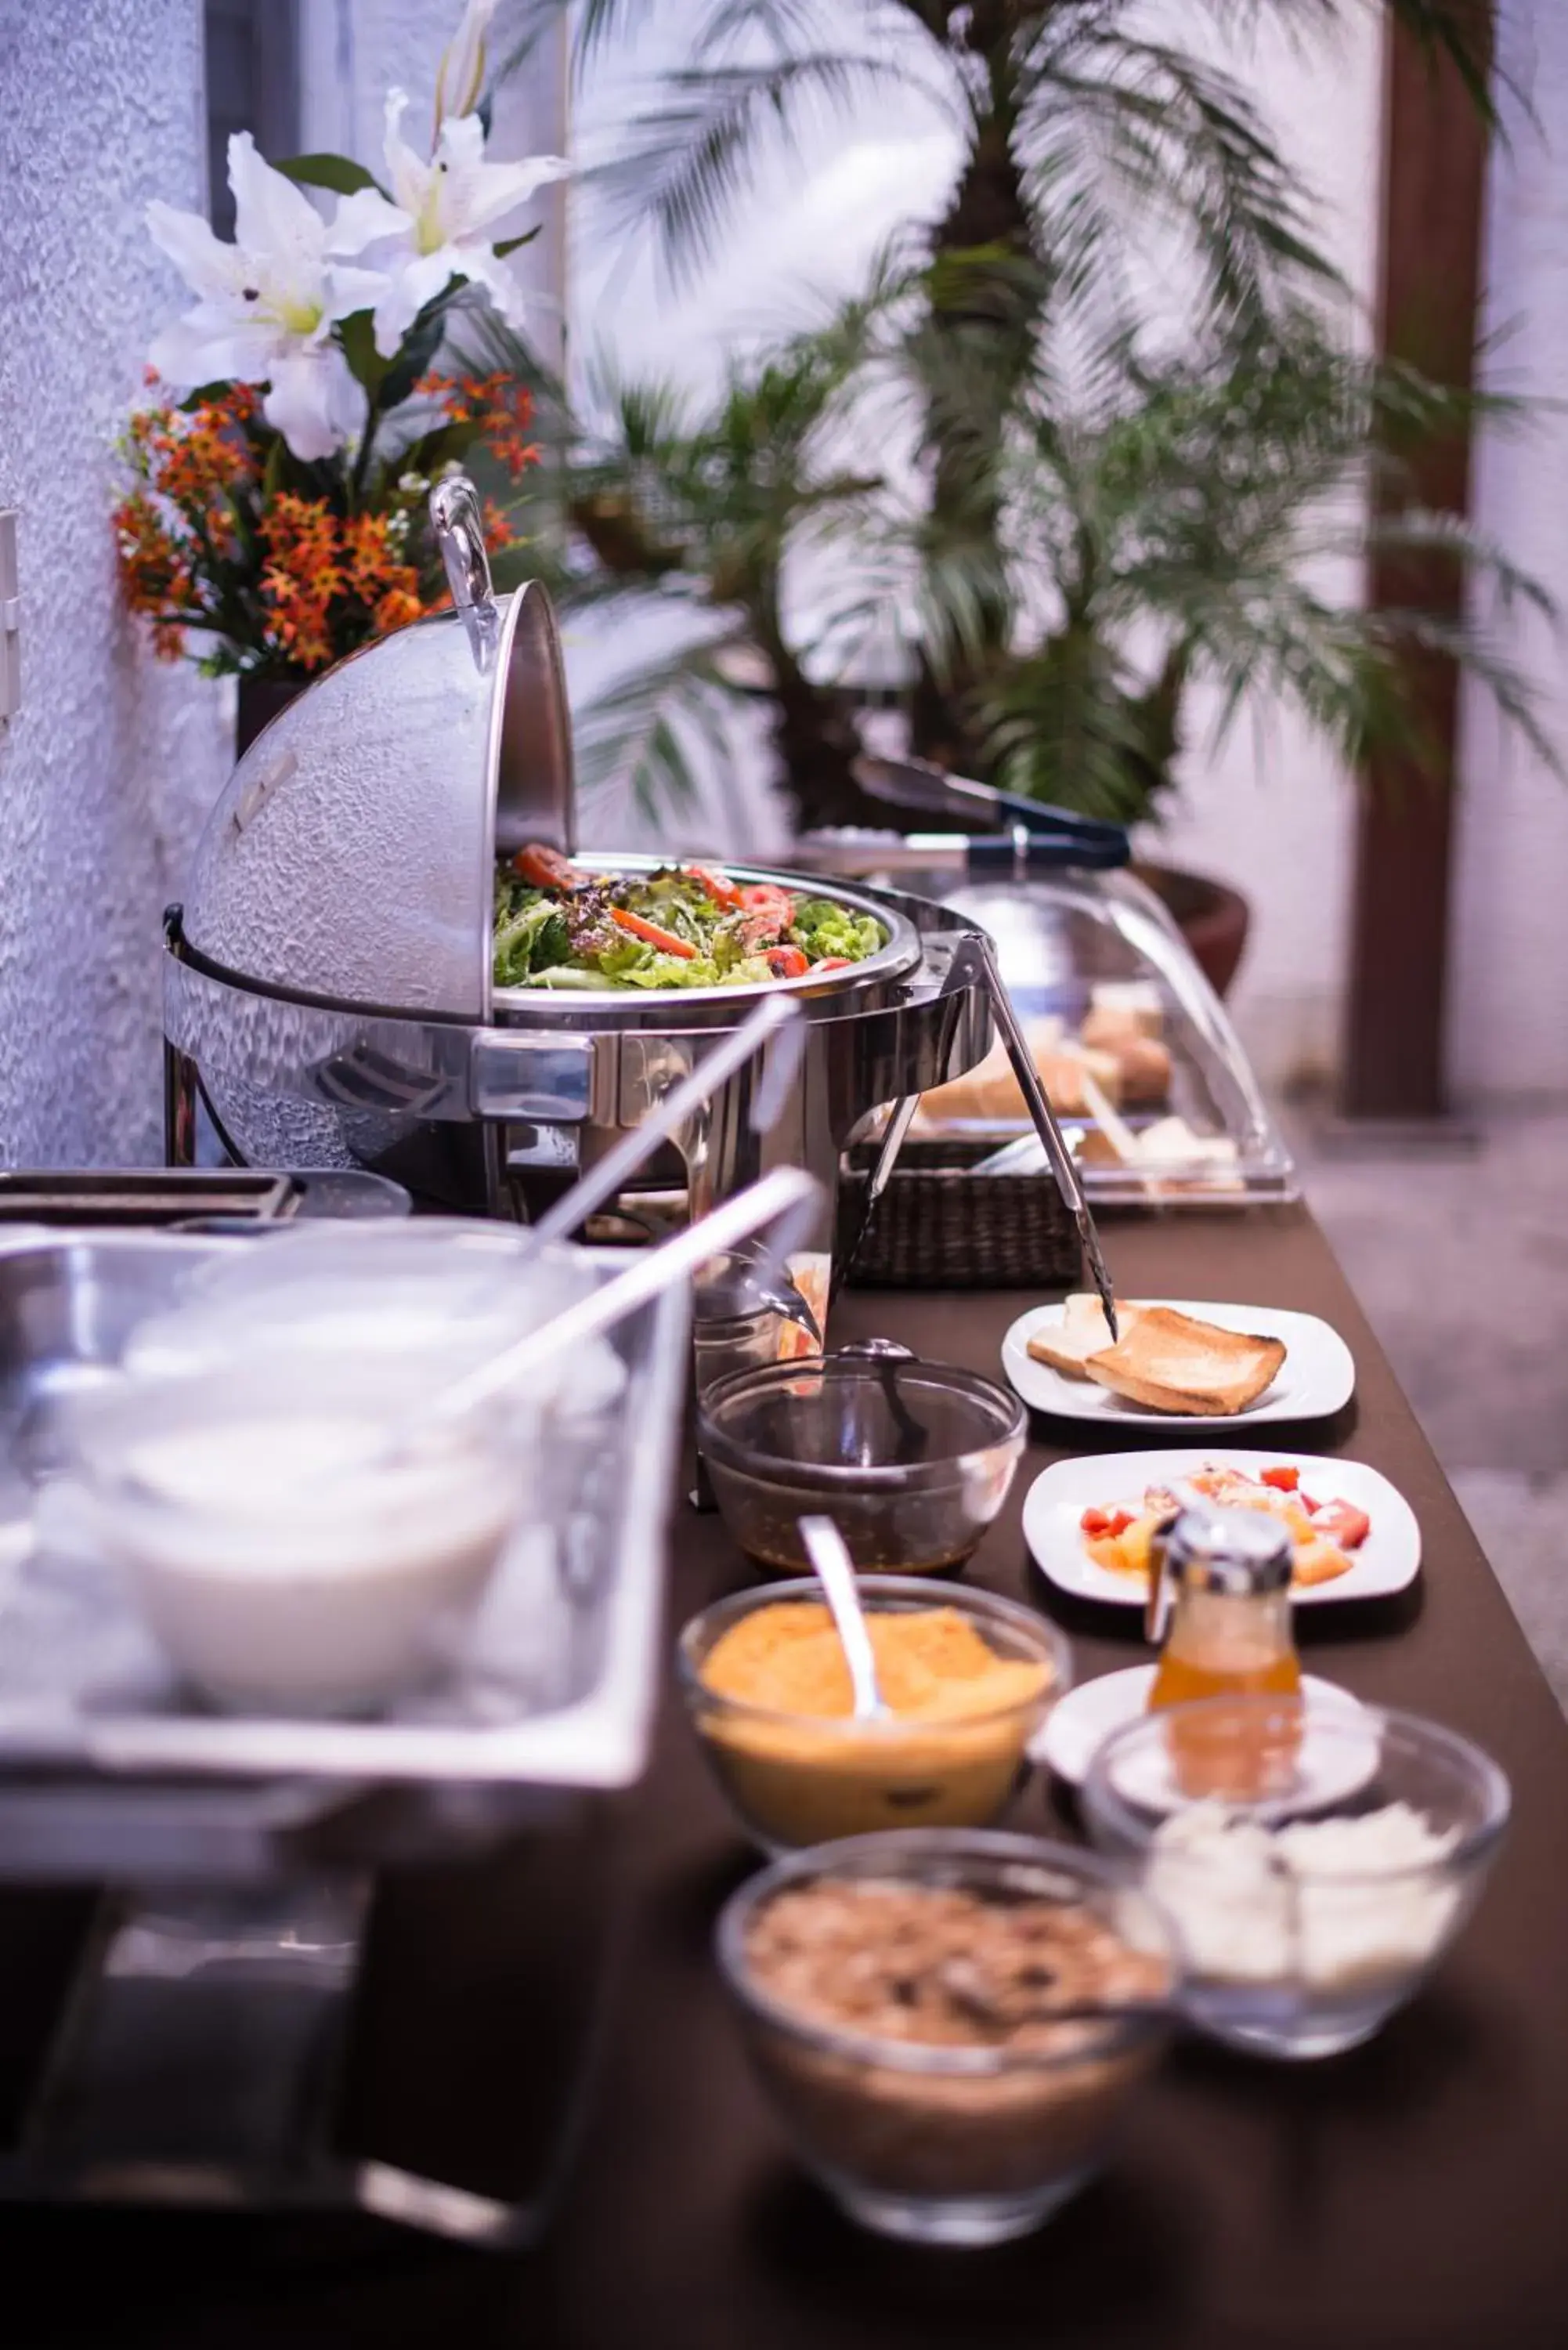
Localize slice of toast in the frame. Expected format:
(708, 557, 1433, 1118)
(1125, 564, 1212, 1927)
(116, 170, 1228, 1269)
(1027, 1292, 1147, 1379)
(1082, 1307, 1285, 1416)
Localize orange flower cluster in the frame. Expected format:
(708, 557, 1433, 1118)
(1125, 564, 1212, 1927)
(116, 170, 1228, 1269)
(124, 382, 258, 551)
(417, 371, 540, 479)
(113, 489, 201, 660)
(258, 495, 344, 671)
(116, 381, 264, 658)
(115, 365, 539, 674)
(344, 512, 428, 637)
(259, 497, 435, 673)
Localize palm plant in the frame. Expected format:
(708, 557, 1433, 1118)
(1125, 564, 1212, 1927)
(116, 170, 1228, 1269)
(475, 299, 894, 826)
(474, 269, 1550, 831)
(499, 0, 1498, 789)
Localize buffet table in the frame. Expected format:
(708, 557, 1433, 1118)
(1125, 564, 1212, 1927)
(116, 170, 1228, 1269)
(2, 1202, 1566, 2348)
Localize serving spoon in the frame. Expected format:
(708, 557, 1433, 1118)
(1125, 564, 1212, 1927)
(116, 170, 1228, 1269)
(799, 1514, 889, 1723)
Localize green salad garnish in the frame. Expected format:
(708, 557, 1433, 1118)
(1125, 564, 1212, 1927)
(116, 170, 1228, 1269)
(493, 850, 884, 992)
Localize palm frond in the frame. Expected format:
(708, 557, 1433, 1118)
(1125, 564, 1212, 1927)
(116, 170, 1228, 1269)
(493, 0, 659, 89)
(585, 51, 930, 282)
(572, 637, 746, 816)
(1364, 508, 1559, 629)
(1018, 30, 1341, 338)
(695, 0, 862, 58)
(981, 630, 1184, 822)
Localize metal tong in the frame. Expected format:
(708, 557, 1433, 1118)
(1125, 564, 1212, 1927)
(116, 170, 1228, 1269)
(840, 929, 1118, 1336)
(959, 930, 1118, 1339)
(850, 754, 1131, 876)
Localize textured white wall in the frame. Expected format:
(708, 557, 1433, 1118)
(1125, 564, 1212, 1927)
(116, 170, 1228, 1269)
(1451, 0, 1568, 1103)
(0, 0, 231, 1164)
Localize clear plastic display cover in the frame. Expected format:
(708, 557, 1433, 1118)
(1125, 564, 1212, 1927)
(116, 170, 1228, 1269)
(901, 869, 1296, 1205)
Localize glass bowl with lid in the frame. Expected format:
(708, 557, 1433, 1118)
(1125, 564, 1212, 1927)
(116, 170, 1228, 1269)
(1081, 1692, 1510, 2059)
(695, 1345, 1026, 1575)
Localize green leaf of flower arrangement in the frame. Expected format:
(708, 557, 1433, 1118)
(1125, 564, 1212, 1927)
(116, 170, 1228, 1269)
(275, 153, 392, 201)
(337, 310, 385, 396)
(377, 287, 466, 411)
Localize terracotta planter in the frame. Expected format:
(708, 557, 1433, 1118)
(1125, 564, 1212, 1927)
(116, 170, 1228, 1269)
(235, 674, 309, 758)
(1135, 860, 1251, 1000)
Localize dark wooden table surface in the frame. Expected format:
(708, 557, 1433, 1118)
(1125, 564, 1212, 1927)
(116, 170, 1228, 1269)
(4, 1204, 1567, 2348)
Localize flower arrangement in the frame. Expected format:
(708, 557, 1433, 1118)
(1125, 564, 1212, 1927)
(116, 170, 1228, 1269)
(114, 0, 561, 681)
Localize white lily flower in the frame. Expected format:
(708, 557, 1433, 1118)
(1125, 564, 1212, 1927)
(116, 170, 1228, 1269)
(435, 0, 499, 135)
(334, 90, 570, 357)
(146, 132, 387, 462)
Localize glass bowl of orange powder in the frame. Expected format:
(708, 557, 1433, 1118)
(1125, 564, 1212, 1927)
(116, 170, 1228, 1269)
(677, 1578, 1071, 1849)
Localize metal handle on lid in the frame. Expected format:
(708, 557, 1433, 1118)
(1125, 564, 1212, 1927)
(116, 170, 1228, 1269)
(430, 475, 500, 673)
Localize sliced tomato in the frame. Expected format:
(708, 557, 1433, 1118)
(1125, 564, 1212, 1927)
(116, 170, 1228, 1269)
(611, 907, 697, 959)
(1260, 1465, 1299, 1491)
(688, 863, 742, 909)
(1310, 1499, 1371, 1550)
(1081, 1505, 1136, 1538)
(765, 945, 810, 980)
(511, 841, 580, 890)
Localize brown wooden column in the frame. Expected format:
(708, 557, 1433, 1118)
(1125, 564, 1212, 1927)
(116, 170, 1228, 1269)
(1342, 6, 1494, 1118)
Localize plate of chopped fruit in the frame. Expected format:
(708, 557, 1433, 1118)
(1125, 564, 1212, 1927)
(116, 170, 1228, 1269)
(1021, 1451, 1420, 1608)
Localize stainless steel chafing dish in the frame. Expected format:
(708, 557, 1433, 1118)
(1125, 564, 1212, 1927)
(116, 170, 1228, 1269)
(162, 479, 991, 1243)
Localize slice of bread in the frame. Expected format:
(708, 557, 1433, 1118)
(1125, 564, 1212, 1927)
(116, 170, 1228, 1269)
(1026, 1292, 1147, 1379)
(1083, 1307, 1286, 1416)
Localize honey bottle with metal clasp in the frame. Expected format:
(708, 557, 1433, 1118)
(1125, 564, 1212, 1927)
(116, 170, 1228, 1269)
(1144, 1504, 1303, 1795)
(1146, 1503, 1301, 1709)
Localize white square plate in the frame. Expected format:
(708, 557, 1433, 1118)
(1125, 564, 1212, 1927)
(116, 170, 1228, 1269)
(1021, 1449, 1420, 1608)
(1001, 1300, 1354, 1430)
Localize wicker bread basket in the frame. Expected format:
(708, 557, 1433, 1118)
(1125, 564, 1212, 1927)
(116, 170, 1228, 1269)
(838, 1138, 1082, 1289)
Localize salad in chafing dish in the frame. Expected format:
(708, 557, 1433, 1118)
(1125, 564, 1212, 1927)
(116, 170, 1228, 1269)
(493, 846, 885, 992)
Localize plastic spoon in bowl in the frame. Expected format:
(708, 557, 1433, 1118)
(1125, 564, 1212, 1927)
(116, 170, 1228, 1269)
(528, 991, 804, 1249)
(798, 1515, 890, 1723)
(409, 1166, 825, 1444)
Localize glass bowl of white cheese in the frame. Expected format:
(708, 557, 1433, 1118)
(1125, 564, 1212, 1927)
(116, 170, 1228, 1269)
(1081, 1694, 1510, 2059)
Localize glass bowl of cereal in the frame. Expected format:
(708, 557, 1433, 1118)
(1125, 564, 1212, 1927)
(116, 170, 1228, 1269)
(717, 1828, 1176, 2244)
(695, 1349, 1026, 1575)
(677, 1577, 1069, 1849)
(1082, 1693, 1510, 2059)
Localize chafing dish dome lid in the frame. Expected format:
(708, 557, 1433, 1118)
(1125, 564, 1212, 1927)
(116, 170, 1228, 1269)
(182, 479, 573, 1023)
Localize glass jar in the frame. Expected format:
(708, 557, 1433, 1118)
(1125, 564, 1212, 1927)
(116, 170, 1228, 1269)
(1146, 1505, 1301, 1797)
